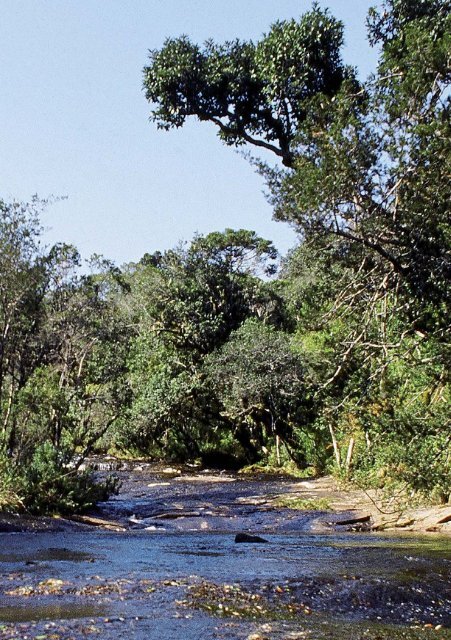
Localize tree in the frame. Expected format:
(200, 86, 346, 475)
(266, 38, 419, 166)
(0, 199, 49, 454)
(36, 258, 131, 461)
(129, 228, 279, 357)
(206, 319, 315, 465)
(143, 0, 450, 494)
(119, 230, 284, 460)
(144, 0, 449, 320)
(269, 1, 450, 482)
(270, 0, 450, 307)
(0, 200, 127, 513)
(143, 5, 356, 167)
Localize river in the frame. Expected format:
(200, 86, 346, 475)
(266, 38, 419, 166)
(0, 466, 449, 639)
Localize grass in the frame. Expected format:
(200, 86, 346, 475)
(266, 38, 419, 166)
(238, 461, 316, 479)
(274, 495, 331, 511)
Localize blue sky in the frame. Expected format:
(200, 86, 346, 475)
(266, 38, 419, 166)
(1, 1, 380, 265)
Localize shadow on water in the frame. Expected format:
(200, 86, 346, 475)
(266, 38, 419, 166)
(0, 603, 106, 623)
(0, 548, 94, 564)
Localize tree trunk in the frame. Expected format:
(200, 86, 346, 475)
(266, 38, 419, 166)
(345, 437, 355, 471)
(275, 434, 281, 466)
(329, 423, 341, 468)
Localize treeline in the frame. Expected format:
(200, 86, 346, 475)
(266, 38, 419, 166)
(1, 0, 449, 512)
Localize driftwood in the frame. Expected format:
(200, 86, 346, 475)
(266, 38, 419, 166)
(437, 513, 451, 525)
(64, 514, 126, 531)
(153, 511, 201, 519)
(333, 514, 371, 526)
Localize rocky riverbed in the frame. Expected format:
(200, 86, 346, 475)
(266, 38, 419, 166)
(0, 464, 450, 639)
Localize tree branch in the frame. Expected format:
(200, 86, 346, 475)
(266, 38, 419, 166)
(209, 116, 292, 166)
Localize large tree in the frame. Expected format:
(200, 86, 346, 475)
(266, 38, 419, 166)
(143, 5, 356, 168)
(144, 0, 449, 311)
(143, 0, 450, 493)
(206, 318, 315, 465)
(270, 0, 450, 308)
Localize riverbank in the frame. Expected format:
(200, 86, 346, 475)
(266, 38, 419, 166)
(263, 475, 451, 535)
(0, 467, 449, 535)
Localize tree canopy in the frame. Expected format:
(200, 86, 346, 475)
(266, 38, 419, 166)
(143, 5, 356, 167)
(140, 0, 450, 497)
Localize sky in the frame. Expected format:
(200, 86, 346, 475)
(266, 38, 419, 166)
(1, 1, 380, 266)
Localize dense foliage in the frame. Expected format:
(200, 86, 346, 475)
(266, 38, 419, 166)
(143, 5, 356, 167)
(0, 200, 126, 513)
(142, 0, 449, 500)
(1, 0, 449, 513)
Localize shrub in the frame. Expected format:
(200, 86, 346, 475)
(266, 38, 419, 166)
(18, 443, 120, 515)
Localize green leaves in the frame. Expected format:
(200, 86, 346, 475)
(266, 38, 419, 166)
(143, 8, 354, 166)
(206, 318, 313, 463)
(0, 199, 130, 513)
(119, 230, 284, 460)
(255, 7, 347, 107)
(367, 0, 449, 46)
(129, 229, 278, 357)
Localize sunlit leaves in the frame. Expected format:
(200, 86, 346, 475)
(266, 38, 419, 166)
(144, 8, 355, 166)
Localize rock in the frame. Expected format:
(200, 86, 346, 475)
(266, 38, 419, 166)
(393, 518, 415, 528)
(161, 467, 182, 476)
(128, 515, 166, 528)
(235, 533, 268, 543)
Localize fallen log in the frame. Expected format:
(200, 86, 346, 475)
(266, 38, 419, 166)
(332, 514, 371, 526)
(64, 514, 126, 531)
(153, 511, 201, 519)
(437, 512, 451, 525)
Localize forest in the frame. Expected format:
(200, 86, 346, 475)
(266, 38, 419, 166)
(0, 0, 449, 514)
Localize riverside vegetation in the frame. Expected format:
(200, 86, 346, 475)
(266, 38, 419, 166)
(0, 0, 449, 515)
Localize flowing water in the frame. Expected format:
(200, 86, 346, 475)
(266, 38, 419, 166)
(0, 468, 449, 639)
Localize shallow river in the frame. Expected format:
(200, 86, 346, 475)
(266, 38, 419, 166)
(0, 469, 449, 639)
